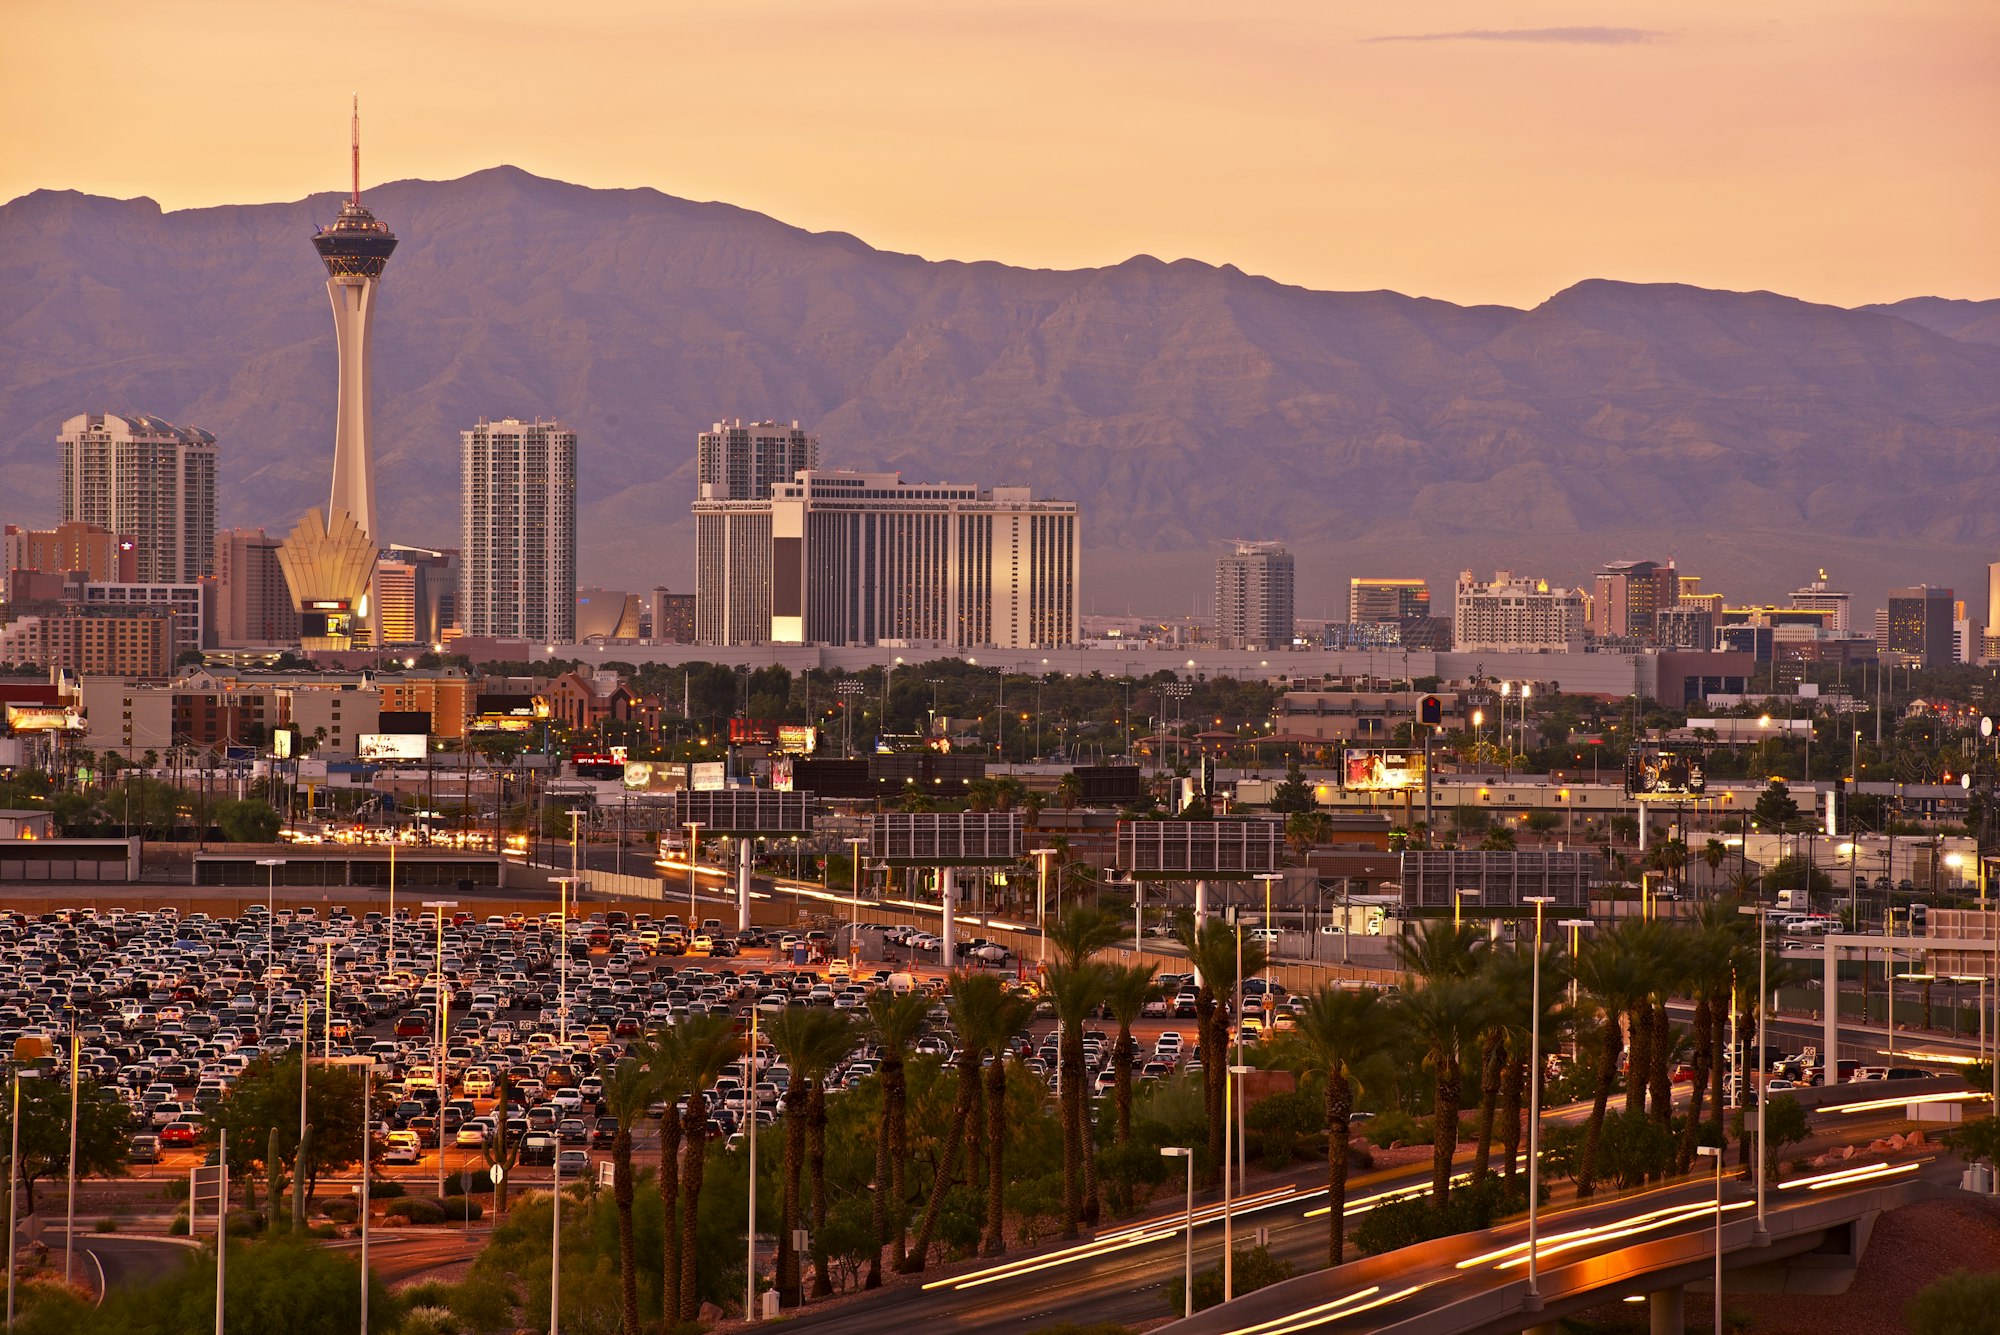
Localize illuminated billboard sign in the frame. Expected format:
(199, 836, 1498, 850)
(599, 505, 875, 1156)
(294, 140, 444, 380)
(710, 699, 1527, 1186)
(4, 705, 86, 733)
(777, 725, 817, 755)
(358, 733, 428, 762)
(690, 762, 727, 792)
(1625, 744, 1706, 800)
(1341, 748, 1425, 792)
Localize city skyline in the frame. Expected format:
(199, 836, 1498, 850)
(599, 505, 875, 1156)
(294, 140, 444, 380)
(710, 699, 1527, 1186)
(5, 2, 1995, 311)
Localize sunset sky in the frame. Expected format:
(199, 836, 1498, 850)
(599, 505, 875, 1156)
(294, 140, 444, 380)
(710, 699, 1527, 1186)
(11, 0, 1995, 308)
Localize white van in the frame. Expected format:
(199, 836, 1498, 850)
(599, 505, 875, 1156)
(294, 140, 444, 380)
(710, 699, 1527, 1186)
(885, 972, 917, 995)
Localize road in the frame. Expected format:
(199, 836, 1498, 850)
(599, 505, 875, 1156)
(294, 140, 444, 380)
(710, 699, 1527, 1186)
(775, 1086, 1961, 1334)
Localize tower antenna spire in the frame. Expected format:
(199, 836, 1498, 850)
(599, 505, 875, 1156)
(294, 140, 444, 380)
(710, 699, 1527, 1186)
(350, 94, 361, 206)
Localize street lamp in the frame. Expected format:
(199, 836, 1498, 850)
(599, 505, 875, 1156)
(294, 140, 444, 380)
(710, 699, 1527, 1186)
(1736, 903, 1771, 1239)
(1523, 895, 1554, 1310)
(1225, 1062, 1256, 1303)
(747, 1000, 780, 1320)
(322, 1055, 376, 1335)
(1454, 888, 1481, 927)
(423, 899, 459, 1202)
(1698, 1144, 1725, 1332)
(257, 859, 284, 1027)
(845, 837, 868, 962)
(685, 821, 705, 922)
(1030, 847, 1058, 971)
(1559, 920, 1593, 1061)
(1160, 1146, 1194, 1316)
(552, 879, 577, 1047)
(6, 1065, 38, 1331)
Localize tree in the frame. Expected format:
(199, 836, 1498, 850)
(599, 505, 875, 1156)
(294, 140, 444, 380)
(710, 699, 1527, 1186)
(1172, 918, 1267, 1186)
(1269, 763, 1316, 815)
(626, 1024, 690, 1320)
(1478, 826, 1518, 851)
(1285, 809, 1333, 862)
(901, 973, 1003, 1273)
(1569, 924, 1652, 1198)
(1731, 1094, 1809, 1181)
(0, 1073, 131, 1215)
(980, 989, 1037, 1256)
(603, 1058, 652, 1335)
(1103, 964, 1159, 1145)
(1908, 1268, 2000, 1335)
(863, 989, 930, 1283)
(671, 1014, 742, 1321)
(201, 1051, 370, 1218)
(1754, 779, 1801, 830)
(765, 1006, 849, 1300)
(804, 1013, 860, 1296)
(1284, 987, 1393, 1265)
(215, 798, 283, 843)
(1045, 960, 1108, 1236)
(1396, 977, 1489, 1205)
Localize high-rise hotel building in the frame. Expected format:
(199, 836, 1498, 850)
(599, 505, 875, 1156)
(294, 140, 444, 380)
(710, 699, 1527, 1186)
(698, 419, 817, 501)
(1452, 570, 1587, 653)
(59, 413, 216, 584)
(1215, 542, 1294, 649)
(695, 470, 1079, 648)
(459, 417, 577, 642)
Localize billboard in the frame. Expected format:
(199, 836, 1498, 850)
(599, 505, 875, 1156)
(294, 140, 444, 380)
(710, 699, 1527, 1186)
(273, 726, 294, 759)
(1341, 748, 1425, 792)
(690, 762, 727, 792)
(1117, 819, 1284, 878)
(871, 812, 1022, 865)
(777, 724, 817, 755)
(621, 760, 680, 792)
(572, 751, 626, 781)
(5, 705, 86, 733)
(1625, 743, 1706, 800)
(358, 733, 428, 762)
(670, 790, 814, 834)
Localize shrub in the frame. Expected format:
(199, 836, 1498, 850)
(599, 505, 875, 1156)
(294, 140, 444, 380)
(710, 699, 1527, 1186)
(168, 1211, 189, 1236)
(447, 1274, 515, 1331)
(321, 1197, 359, 1224)
(1908, 1267, 2000, 1335)
(400, 1306, 459, 1335)
(1354, 1177, 1527, 1257)
(400, 1281, 453, 1309)
(440, 1196, 484, 1222)
(224, 1209, 263, 1236)
(92, 1219, 116, 1234)
(369, 1178, 407, 1199)
(1595, 1110, 1674, 1190)
(385, 1197, 448, 1225)
(447, 1169, 496, 1196)
(1362, 1110, 1422, 1148)
(1166, 1245, 1293, 1316)
(1247, 1089, 1321, 1171)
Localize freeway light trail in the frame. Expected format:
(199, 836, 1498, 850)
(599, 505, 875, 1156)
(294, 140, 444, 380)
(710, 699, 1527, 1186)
(1214, 1283, 1429, 1335)
(1837, 1091, 1991, 1115)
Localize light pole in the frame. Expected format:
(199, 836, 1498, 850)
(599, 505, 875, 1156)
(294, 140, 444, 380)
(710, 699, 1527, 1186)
(1160, 1146, 1194, 1315)
(1454, 887, 1480, 927)
(1559, 920, 1593, 1061)
(552, 879, 576, 1047)
(324, 1055, 375, 1335)
(1030, 847, 1057, 972)
(63, 1009, 79, 1287)
(1737, 902, 1770, 1239)
(747, 1001, 776, 1320)
(1698, 1144, 1725, 1332)
(6, 1065, 35, 1331)
(685, 821, 705, 922)
(845, 837, 867, 963)
(321, 936, 336, 1061)
(551, 1107, 563, 1335)
(257, 859, 284, 1028)
(1523, 895, 1554, 1310)
(423, 899, 459, 1201)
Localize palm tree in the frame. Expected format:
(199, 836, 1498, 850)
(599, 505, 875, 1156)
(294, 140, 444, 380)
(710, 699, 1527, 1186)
(1285, 810, 1333, 863)
(1054, 772, 1082, 811)
(674, 1014, 743, 1322)
(802, 1014, 859, 1297)
(764, 1006, 850, 1303)
(1103, 963, 1159, 1144)
(1394, 919, 1486, 984)
(902, 972, 1004, 1273)
(1045, 960, 1108, 1236)
(1396, 976, 1490, 1204)
(1470, 946, 1537, 1185)
(603, 1058, 653, 1335)
(629, 1024, 691, 1319)
(1701, 838, 1728, 896)
(982, 987, 1037, 1256)
(1174, 917, 1269, 1185)
(1287, 987, 1393, 1265)
(1569, 924, 1652, 1197)
(863, 989, 930, 1285)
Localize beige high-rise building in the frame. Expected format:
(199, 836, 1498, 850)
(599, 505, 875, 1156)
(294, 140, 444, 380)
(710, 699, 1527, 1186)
(697, 419, 817, 501)
(1348, 577, 1429, 623)
(59, 413, 216, 584)
(1453, 570, 1587, 653)
(213, 528, 301, 647)
(695, 470, 1079, 648)
(1216, 542, 1294, 649)
(459, 417, 577, 642)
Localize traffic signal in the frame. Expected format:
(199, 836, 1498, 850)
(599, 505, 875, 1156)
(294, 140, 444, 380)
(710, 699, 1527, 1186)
(1419, 695, 1443, 728)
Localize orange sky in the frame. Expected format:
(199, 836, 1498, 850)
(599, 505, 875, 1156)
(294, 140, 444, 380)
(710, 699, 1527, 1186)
(10, 0, 1996, 308)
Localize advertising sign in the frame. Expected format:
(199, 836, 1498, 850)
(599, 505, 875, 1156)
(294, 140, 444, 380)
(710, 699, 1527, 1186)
(1624, 743, 1706, 800)
(358, 733, 428, 762)
(4, 705, 85, 733)
(777, 724, 817, 755)
(1340, 748, 1425, 792)
(690, 762, 727, 792)
(273, 726, 295, 759)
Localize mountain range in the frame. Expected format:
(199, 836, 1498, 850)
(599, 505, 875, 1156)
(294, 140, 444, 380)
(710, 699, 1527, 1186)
(3, 166, 1997, 619)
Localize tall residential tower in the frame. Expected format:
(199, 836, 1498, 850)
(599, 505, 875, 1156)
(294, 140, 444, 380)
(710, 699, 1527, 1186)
(1215, 542, 1294, 649)
(58, 412, 216, 584)
(459, 417, 577, 642)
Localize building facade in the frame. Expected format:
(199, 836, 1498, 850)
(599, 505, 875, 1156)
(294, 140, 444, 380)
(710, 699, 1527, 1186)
(1453, 570, 1587, 653)
(459, 417, 577, 643)
(1591, 559, 1678, 640)
(77, 583, 207, 660)
(694, 470, 1079, 649)
(1789, 570, 1852, 635)
(0, 605, 175, 679)
(697, 419, 817, 501)
(1880, 585, 1955, 667)
(59, 413, 216, 585)
(649, 588, 697, 643)
(1215, 542, 1294, 650)
(213, 528, 301, 647)
(3, 523, 136, 597)
(1348, 577, 1430, 623)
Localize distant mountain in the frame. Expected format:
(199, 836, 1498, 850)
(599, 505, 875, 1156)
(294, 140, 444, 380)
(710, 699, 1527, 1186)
(3, 166, 1996, 615)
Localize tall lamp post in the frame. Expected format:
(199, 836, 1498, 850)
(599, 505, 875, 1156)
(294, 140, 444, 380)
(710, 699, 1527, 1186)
(685, 821, 705, 922)
(256, 859, 285, 1027)
(746, 1001, 778, 1319)
(1030, 847, 1057, 973)
(1737, 903, 1771, 1239)
(63, 1009, 80, 1287)
(1523, 895, 1554, 1311)
(1698, 1144, 1725, 1331)
(1160, 1146, 1194, 1315)
(1454, 887, 1480, 927)
(844, 837, 867, 962)
(552, 879, 576, 1047)
(423, 900, 459, 1201)
(323, 1055, 376, 1335)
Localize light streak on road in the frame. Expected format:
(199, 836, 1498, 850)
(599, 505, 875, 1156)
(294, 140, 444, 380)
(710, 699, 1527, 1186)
(1214, 1283, 1428, 1335)
(1778, 1160, 1922, 1191)
(1302, 1172, 1474, 1220)
(1835, 1091, 1991, 1115)
(1491, 1201, 1753, 1271)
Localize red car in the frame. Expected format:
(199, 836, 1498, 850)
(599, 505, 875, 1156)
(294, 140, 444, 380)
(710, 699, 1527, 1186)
(159, 1121, 198, 1148)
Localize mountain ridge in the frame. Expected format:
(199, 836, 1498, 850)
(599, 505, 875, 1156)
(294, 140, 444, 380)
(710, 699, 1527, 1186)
(4, 167, 1996, 615)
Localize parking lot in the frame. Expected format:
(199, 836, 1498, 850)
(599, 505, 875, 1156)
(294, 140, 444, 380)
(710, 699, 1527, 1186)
(3, 892, 1301, 1199)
